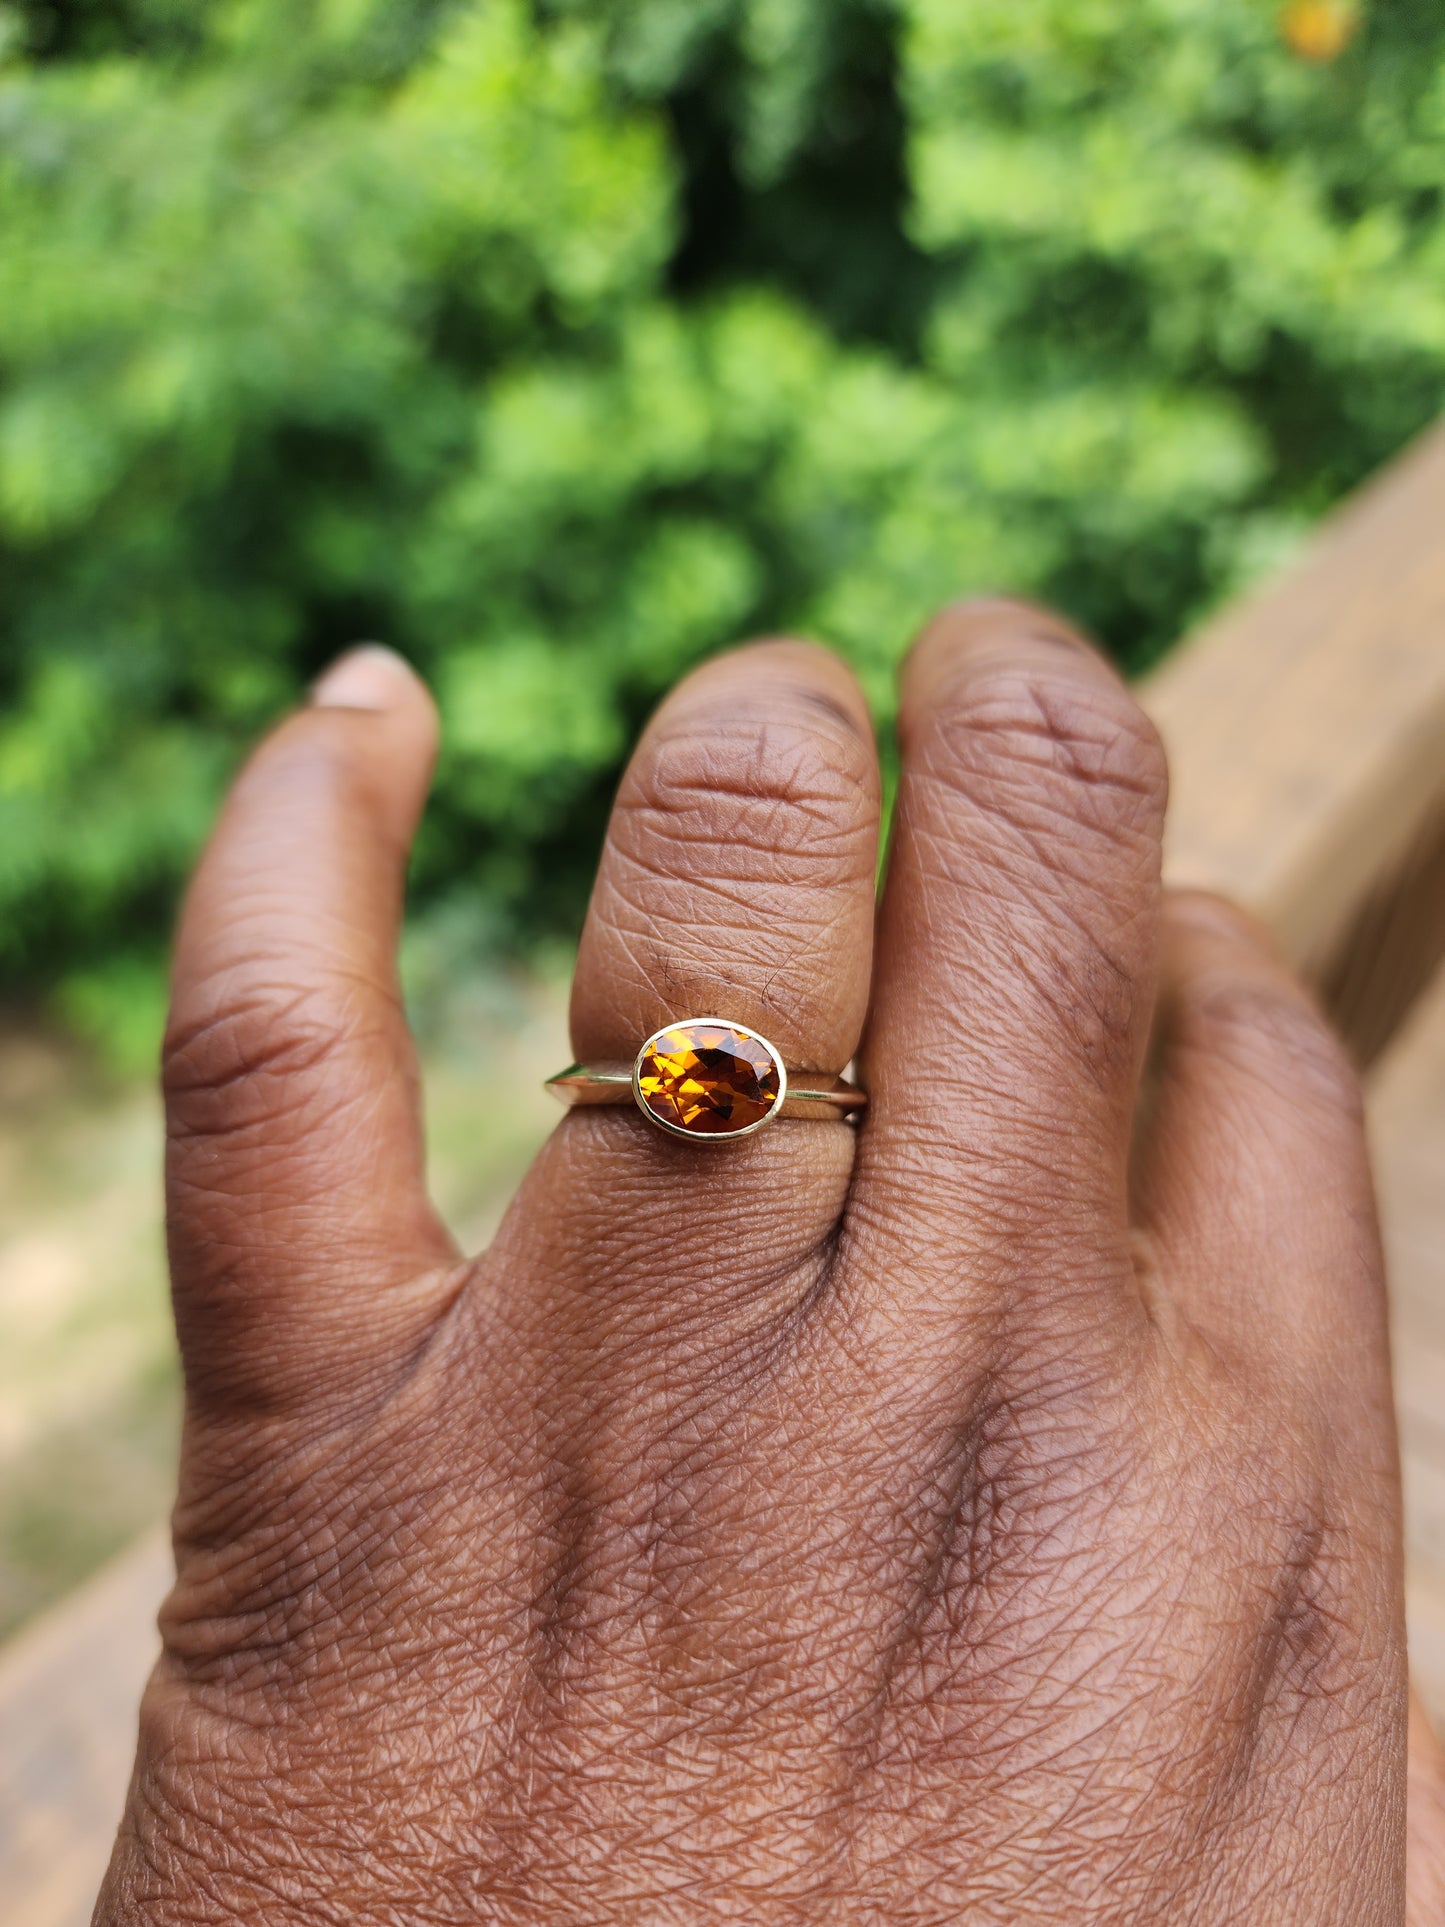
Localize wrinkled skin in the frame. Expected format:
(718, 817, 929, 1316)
(97, 603, 1445, 1924)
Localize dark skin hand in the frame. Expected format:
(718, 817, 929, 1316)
(97, 601, 1445, 1923)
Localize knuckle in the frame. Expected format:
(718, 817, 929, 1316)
(620, 705, 876, 875)
(574, 671, 879, 1049)
(1186, 977, 1363, 1125)
(1239, 1473, 1377, 1719)
(1030, 910, 1141, 1088)
(907, 670, 1164, 1087)
(920, 666, 1168, 844)
(163, 974, 382, 1144)
(868, 1369, 1149, 1761)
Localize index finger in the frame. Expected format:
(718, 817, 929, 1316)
(163, 649, 457, 1417)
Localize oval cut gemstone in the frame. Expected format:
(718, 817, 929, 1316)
(635, 1022, 782, 1137)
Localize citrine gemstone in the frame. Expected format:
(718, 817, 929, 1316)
(635, 1022, 782, 1137)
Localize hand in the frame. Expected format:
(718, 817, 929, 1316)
(99, 603, 1411, 1923)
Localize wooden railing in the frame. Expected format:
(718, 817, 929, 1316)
(1145, 419, 1445, 1062)
(3, 424, 1445, 1927)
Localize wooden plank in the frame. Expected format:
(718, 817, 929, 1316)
(1371, 967, 1445, 1724)
(0, 1528, 168, 1927)
(1144, 419, 1445, 1063)
(1409, 1577, 1445, 1733)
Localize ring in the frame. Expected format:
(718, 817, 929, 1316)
(546, 1017, 867, 1143)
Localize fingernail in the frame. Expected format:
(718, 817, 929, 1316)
(311, 645, 415, 711)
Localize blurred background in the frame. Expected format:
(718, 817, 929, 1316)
(2, 0, 1445, 1909)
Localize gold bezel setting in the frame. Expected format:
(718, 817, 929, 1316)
(545, 1024, 864, 1139)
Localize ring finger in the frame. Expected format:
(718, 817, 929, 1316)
(483, 638, 882, 1354)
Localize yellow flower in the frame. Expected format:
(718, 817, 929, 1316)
(1280, 0, 1360, 63)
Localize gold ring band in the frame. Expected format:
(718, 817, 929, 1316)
(546, 1017, 866, 1143)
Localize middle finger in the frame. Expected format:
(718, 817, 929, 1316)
(847, 599, 1168, 1375)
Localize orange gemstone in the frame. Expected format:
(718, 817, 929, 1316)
(635, 1022, 782, 1137)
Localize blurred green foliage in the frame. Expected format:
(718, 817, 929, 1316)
(2, 0, 1444, 1059)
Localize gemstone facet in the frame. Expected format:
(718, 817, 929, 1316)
(633, 1020, 784, 1139)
